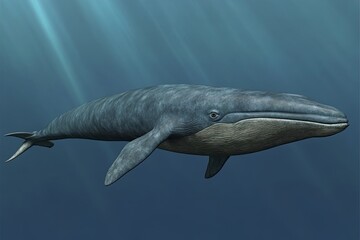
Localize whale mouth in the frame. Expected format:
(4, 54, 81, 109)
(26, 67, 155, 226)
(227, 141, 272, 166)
(220, 111, 349, 128)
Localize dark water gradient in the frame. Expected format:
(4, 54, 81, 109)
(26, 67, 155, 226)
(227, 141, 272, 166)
(0, 0, 358, 239)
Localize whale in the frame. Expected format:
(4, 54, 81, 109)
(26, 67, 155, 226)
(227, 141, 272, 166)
(5, 84, 348, 185)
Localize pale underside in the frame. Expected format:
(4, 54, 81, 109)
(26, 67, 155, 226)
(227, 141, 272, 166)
(159, 118, 346, 156)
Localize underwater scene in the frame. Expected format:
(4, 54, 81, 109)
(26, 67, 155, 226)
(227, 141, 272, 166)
(0, 0, 359, 239)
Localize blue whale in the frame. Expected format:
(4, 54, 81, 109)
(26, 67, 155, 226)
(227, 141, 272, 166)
(6, 84, 348, 185)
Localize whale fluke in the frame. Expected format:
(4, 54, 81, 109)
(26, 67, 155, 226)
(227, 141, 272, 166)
(5, 132, 54, 162)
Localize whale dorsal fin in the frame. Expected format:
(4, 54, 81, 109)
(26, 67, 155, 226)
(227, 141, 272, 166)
(104, 124, 174, 186)
(205, 155, 229, 178)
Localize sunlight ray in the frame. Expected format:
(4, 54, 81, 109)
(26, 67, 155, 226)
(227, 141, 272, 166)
(29, 0, 86, 103)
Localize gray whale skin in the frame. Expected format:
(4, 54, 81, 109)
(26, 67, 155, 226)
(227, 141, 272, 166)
(6, 84, 348, 186)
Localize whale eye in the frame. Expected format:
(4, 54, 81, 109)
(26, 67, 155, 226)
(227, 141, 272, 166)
(209, 110, 220, 120)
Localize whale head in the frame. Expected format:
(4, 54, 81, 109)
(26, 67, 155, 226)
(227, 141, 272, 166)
(215, 90, 348, 133)
(161, 88, 348, 155)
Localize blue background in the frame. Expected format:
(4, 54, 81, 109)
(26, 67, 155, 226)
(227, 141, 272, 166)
(1, 0, 358, 239)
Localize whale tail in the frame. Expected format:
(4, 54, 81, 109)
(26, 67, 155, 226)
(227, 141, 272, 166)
(5, 132, 54, 162)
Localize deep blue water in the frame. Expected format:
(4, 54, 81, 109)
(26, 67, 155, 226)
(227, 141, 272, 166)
(0, 0, 358, 239)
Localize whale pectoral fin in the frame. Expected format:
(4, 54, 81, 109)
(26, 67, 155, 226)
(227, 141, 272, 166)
(205, 155, 230, 178)
(104, 126, 172, 186)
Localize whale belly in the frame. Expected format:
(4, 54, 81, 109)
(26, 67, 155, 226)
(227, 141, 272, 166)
(158, 118, 339, 156)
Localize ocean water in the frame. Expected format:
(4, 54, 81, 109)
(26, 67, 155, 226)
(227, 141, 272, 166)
(0, 0, 358, 239)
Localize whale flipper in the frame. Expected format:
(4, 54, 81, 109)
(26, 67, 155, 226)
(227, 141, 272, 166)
(104, 126, 173, 186)
(205, 155, 229, 178)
